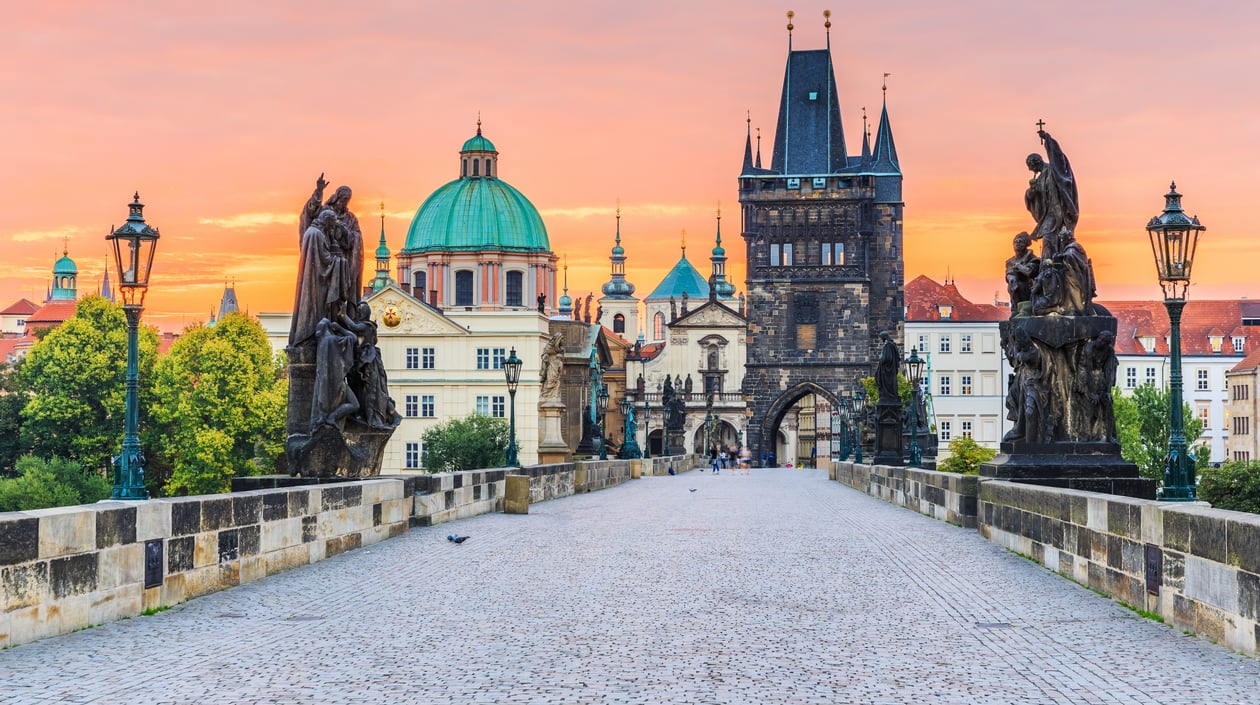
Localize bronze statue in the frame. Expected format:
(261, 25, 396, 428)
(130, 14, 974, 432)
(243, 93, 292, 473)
(661, 375, 685, 431)
(1025, 129, 1078, 257)
(290, 209, 343, 347)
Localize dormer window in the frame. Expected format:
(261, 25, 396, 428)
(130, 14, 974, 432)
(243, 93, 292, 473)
(1139, 336, 1155, 353)
(1210, 336, 1224, 353)
(1233, 336, 1246, 354)
(938, 304, 953, 320)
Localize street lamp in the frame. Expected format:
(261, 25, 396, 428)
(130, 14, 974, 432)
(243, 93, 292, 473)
(903, 349, 925, 468)
(836, 398, 850, 461)
(107, 193, 159, 500)
(503, 347, 522, 467)
(597, 383, 610, 460)
(1146, 182, 1206, 501)
(852, 389, 866, 464)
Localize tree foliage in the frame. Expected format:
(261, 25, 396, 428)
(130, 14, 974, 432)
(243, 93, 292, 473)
(859, 374, 913, 405)
(150, 313, 287, 496)
(1112, 385, 1206, 481)
(421, 414, 510, 473)
(937, 435, 997, 475)
(18, 296, 158, 469)
(1197, 461, 1260, 514)
(0, 362, 28, 477)
(0, 455, 111, 512)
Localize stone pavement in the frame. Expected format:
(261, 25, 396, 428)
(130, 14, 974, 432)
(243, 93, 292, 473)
(2, 468, 1258, 705)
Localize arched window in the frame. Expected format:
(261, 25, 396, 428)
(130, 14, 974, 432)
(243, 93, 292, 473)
(613, 313, 625, 334)
(485, 158, 492, 177)
(505, 271, 523, 307)
(461, 159, 467, 178)
(413, 271, 426, 301)
(455, 270, 474, 306)
(472, 160, 480, 176)
(653, 312, 665, 340)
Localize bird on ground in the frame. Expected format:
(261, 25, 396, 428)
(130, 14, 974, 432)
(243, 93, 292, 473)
(447, 534, 469, 544)
(689, 488, 697, 492)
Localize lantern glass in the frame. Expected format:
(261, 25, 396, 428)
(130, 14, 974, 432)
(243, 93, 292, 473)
(504, 347, 522, 390)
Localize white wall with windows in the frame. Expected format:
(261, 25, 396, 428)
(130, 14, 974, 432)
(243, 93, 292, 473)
(906, 319, 1009, 453)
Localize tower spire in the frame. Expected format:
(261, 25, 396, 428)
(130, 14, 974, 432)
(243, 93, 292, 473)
(742, 110, 755, 174)
(755, 127, 762, 169)
(786, 10, 794, 51)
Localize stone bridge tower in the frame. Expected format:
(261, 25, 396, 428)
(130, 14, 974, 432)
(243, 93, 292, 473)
(739, 14, 904, 461)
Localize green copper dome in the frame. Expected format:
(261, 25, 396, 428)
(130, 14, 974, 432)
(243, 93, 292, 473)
(461, 133, 497, 152)
(53, 253, 77, 275)
(646, 254, 708, 301)
(403, 178, 550, 254)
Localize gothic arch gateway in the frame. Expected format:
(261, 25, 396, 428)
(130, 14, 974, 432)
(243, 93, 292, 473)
(756, 382, 840, 466)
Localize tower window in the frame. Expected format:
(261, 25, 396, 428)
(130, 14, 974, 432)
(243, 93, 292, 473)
(506, 271, 523, 307)
(462, 159, 467, 178)
(613, 313, 625, 334)
(414, 271, 427, 301)
(485, 158, 492, 177)
(472, 160, 480, 176)
(654, 312, 665, 340)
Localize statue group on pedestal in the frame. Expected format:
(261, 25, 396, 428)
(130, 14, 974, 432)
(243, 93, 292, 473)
(287, 175, 400, 476)
(1001, 130, 1118, 446)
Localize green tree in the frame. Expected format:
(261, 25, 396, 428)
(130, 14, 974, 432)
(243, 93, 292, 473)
(1197, 460, 1260, 514)
(937, 435, 997, 475)
(1112, 385, 1206, 480)
(860, 374, 913, 404)
(421, 414, 510, 473)
(150, 313, 287, 496)
(19, 296, 158, 469)
(0, 455, 111, 511)
(0, 362, 29, 477)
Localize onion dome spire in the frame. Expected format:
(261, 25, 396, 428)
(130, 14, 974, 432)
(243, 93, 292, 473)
(601, 204, 636, 298)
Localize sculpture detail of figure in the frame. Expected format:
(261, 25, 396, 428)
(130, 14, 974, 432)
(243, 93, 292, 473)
(595, 304, 603, 324)
(875, 331, 900, 405)
(341, 302, 400, 431)
(312, 317, 360, 431)
(680, 291, 689, 315)
(1003, 327, 1051, 444)
(1005, 232, 1040, 316)
(669, 296, 677, 321)
(290, 209, 344, 347)
(537, 293, 546, 314)
(1075, 330, 1118, 442)
(584, 293, 594, 323)
(684, 374, 693, 393)
(539, 333, 565, 403)
(1025, 129, 1078, 256)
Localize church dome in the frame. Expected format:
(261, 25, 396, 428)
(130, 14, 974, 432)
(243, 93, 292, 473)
(53, 253, 77, 275)
(402, 128, 550, 255)
(646, 253, 709, 301)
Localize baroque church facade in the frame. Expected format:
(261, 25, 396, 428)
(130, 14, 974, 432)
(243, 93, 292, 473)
(738, 21, 904, 461)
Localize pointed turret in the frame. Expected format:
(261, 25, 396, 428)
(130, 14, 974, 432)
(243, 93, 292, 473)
(770, 12, 847, 176)
(710, 204, 736, 300)
(217, 280, 239, 318)
(741, 113, 755, 175)
(871, 98, 900, 174)
(370, 201, 396, 293)
(101, 261, 114, 302)
(860, 107, 872, 168)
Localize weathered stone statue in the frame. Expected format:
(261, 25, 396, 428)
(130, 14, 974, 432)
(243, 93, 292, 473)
(875, 332, 900, 405)
(539, 333, 565, 403)
(872, 331, 904, 465)
(661, 376, 685, 431)
(584, 293, 594, 323)
(984, 128, 1151, 498)
(286, 176, 399, 478)
(536, 293, 546, 314)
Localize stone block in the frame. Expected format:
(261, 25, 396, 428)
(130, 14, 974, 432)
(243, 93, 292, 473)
(0, 518, 39, 566)
(167, 536, 195, 573)
(1140, 503, 1164, 546)
(218, 528, 240, 563)
(1163, 550, 1186, 590)
(170, 500, 201, 536)
(192, 532, 218, 568)
(98, 543, 143, 591)
(183, 564, 232, 599)
(232, 495, 262, 527)
(95, 506, 137, 549)
(1189, 512, 1227, 563)
(1195, 600, 1229, 644)
(136, 501, 171, 542)
(0, 609, 10, 648)
(34, 506, 95, 558)
(307, 539, 326, 563)
(266, 545, 309, 574)
(1164, 510, 1190, 552)
(504, 475, 530, 514)
(240, 555, 267, 584)
(287, 489, 311, 517)
(200, 498, 233, 532)
(1086, 497, 1107, 532)
(301, 515, 318, 543)
(90, 584, 142, 626)
(158, 572, 185, 607)
(10, 605, 56, 646)
(2, 561, 48, 611)
(238, 525, 261, 557)
(50, 553, 97, 599)
(1237, 570, 1260, 622)
(1184, 555, 1241, 614)
(1227, 516, 1260, 574)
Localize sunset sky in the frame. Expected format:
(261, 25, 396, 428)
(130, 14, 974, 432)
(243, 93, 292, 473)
(4, 2, 1259, 331)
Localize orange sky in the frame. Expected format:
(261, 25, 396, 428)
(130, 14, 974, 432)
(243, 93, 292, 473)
(4, 2, 1259, 331)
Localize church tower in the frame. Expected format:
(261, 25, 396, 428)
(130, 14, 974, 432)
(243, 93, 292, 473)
(597, 207, 639, 339)
(739, 11, 905, 460)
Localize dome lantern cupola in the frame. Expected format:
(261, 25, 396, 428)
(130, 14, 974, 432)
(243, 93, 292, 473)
(460, 118, 498, 180)
(50, 240, 78, 302)
(600, 207, 636, 298)
(710, 204, 736, 299)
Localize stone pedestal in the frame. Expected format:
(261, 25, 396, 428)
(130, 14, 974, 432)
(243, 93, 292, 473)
(666, 429, 686, 457)
(503, 475, 530, 514)
(872, 401, 902, 465)
(981, 441, 1156, 499)
(538, 400, 572, 464)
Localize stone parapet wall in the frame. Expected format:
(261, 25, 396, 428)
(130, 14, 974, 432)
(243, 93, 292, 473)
(0, 478, 413, 648)
(832, 461, 978, 528)
(411, 469, 506, 526)
(639, 455, 703, 477)
(979, 480, 1260, 657)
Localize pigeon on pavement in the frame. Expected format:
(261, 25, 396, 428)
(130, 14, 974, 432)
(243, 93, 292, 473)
(447, 534, 470, 544)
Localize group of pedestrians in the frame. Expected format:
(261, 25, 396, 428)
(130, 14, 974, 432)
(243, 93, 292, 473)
(707, 444, 753, 475)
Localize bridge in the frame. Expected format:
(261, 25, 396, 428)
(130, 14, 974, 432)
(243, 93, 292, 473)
(2, 467, 1257, 704)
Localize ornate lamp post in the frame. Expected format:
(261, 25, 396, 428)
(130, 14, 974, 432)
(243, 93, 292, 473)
(503, 347, 522, 467)
(704, 393, 715, 456)
(836, 398, 850, 461)
(903, 349, 926, 468)
(597, 383, 610, 460)
(619, 395, 641, 459)
(642, 389, 652, 460)
(852, 389, 866, 464)
(1146, 182, 1205, 501)
(107, 193, 159, 500)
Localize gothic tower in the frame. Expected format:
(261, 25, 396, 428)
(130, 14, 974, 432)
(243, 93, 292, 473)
(739, 12, 904, 459)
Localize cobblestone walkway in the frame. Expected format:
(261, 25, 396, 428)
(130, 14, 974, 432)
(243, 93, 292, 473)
(3, 468, 1258, 704)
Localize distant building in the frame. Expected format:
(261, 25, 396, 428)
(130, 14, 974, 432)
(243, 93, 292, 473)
(1226, 349, 1260, 463)
(0, 298, 38, 338)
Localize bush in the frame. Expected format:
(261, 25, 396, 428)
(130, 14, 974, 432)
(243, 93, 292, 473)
(937, 436, 997, 475)
(0, 455, 111, 511)
(421, 415, 510, 473)
(1197, 461, 1260, 514)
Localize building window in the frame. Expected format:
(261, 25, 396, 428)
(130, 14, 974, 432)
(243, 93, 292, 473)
(938, 305, 953, 320)
(961, 334, 972, 353)
(485, 158, 492, 177)
(1196, 369, 1209, 391)
(1145, 366, 1157, 386)
(476, 396, 490, 416)
(413, 271, 427, 301)
(493, 348, 506, 369)
(917, 335, 927, 353)
(476, 348, 505, 370)
(404, 395, 419, 418)
(472, 159, 480, 176)
(476, 349, 490, 369)
(1233, 416, 1250, 435)
(1125, 367, 1137, 389)
(1233, 336, 1246, 353)
(405, 348, 420, 369)
(405, 442, 421, 469)
(961, 420, 973, 438)
(1198, 403, 1210, 430)
(422, 347, 435, 369)
(939, 376, 951, 396)
(960, 375, 973, 395)
(820, 242, 845, 266)
(783, 243, 794, 266)
(770, 243, 781, 266)
(654, 311, 665, 339)
(492, 396, 505, 417)
(421, 395, 435, 418)
(939, 335, 951, 353)
(939, 421, 951, 442)
(455, 270, 474, 306)
(1210, 336, 1223, 353)
(613, 313, 625, 334)
(505, 271, 523, 307)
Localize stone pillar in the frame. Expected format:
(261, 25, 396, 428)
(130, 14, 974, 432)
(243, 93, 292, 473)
(872, 401, 902, 466)
(537, 400, 571, 464)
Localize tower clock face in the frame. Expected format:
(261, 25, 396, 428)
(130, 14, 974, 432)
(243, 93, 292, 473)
(382, 305, 401, 328)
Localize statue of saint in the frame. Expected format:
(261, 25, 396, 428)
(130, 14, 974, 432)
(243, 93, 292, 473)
(340, 302, 399, 431)
(875, 332, 900, 405)
(1025, 129, 1078, 259)
(290, 209, 343, 347)
(311, 317, 360, 431)
(301, 174, 363, 307)
(539, 333, 565, 403)
(536, 293, 546, 314)
(1005, 232, 1039, 315)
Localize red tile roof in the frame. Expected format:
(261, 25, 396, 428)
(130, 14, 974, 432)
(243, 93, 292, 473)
(24, 300, 78, 329)
(1231, 348, 1260, 373)
(0, 298, 39, 316)
(906, 276, 1009, 323)
(1101, 300, 1258, 357)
